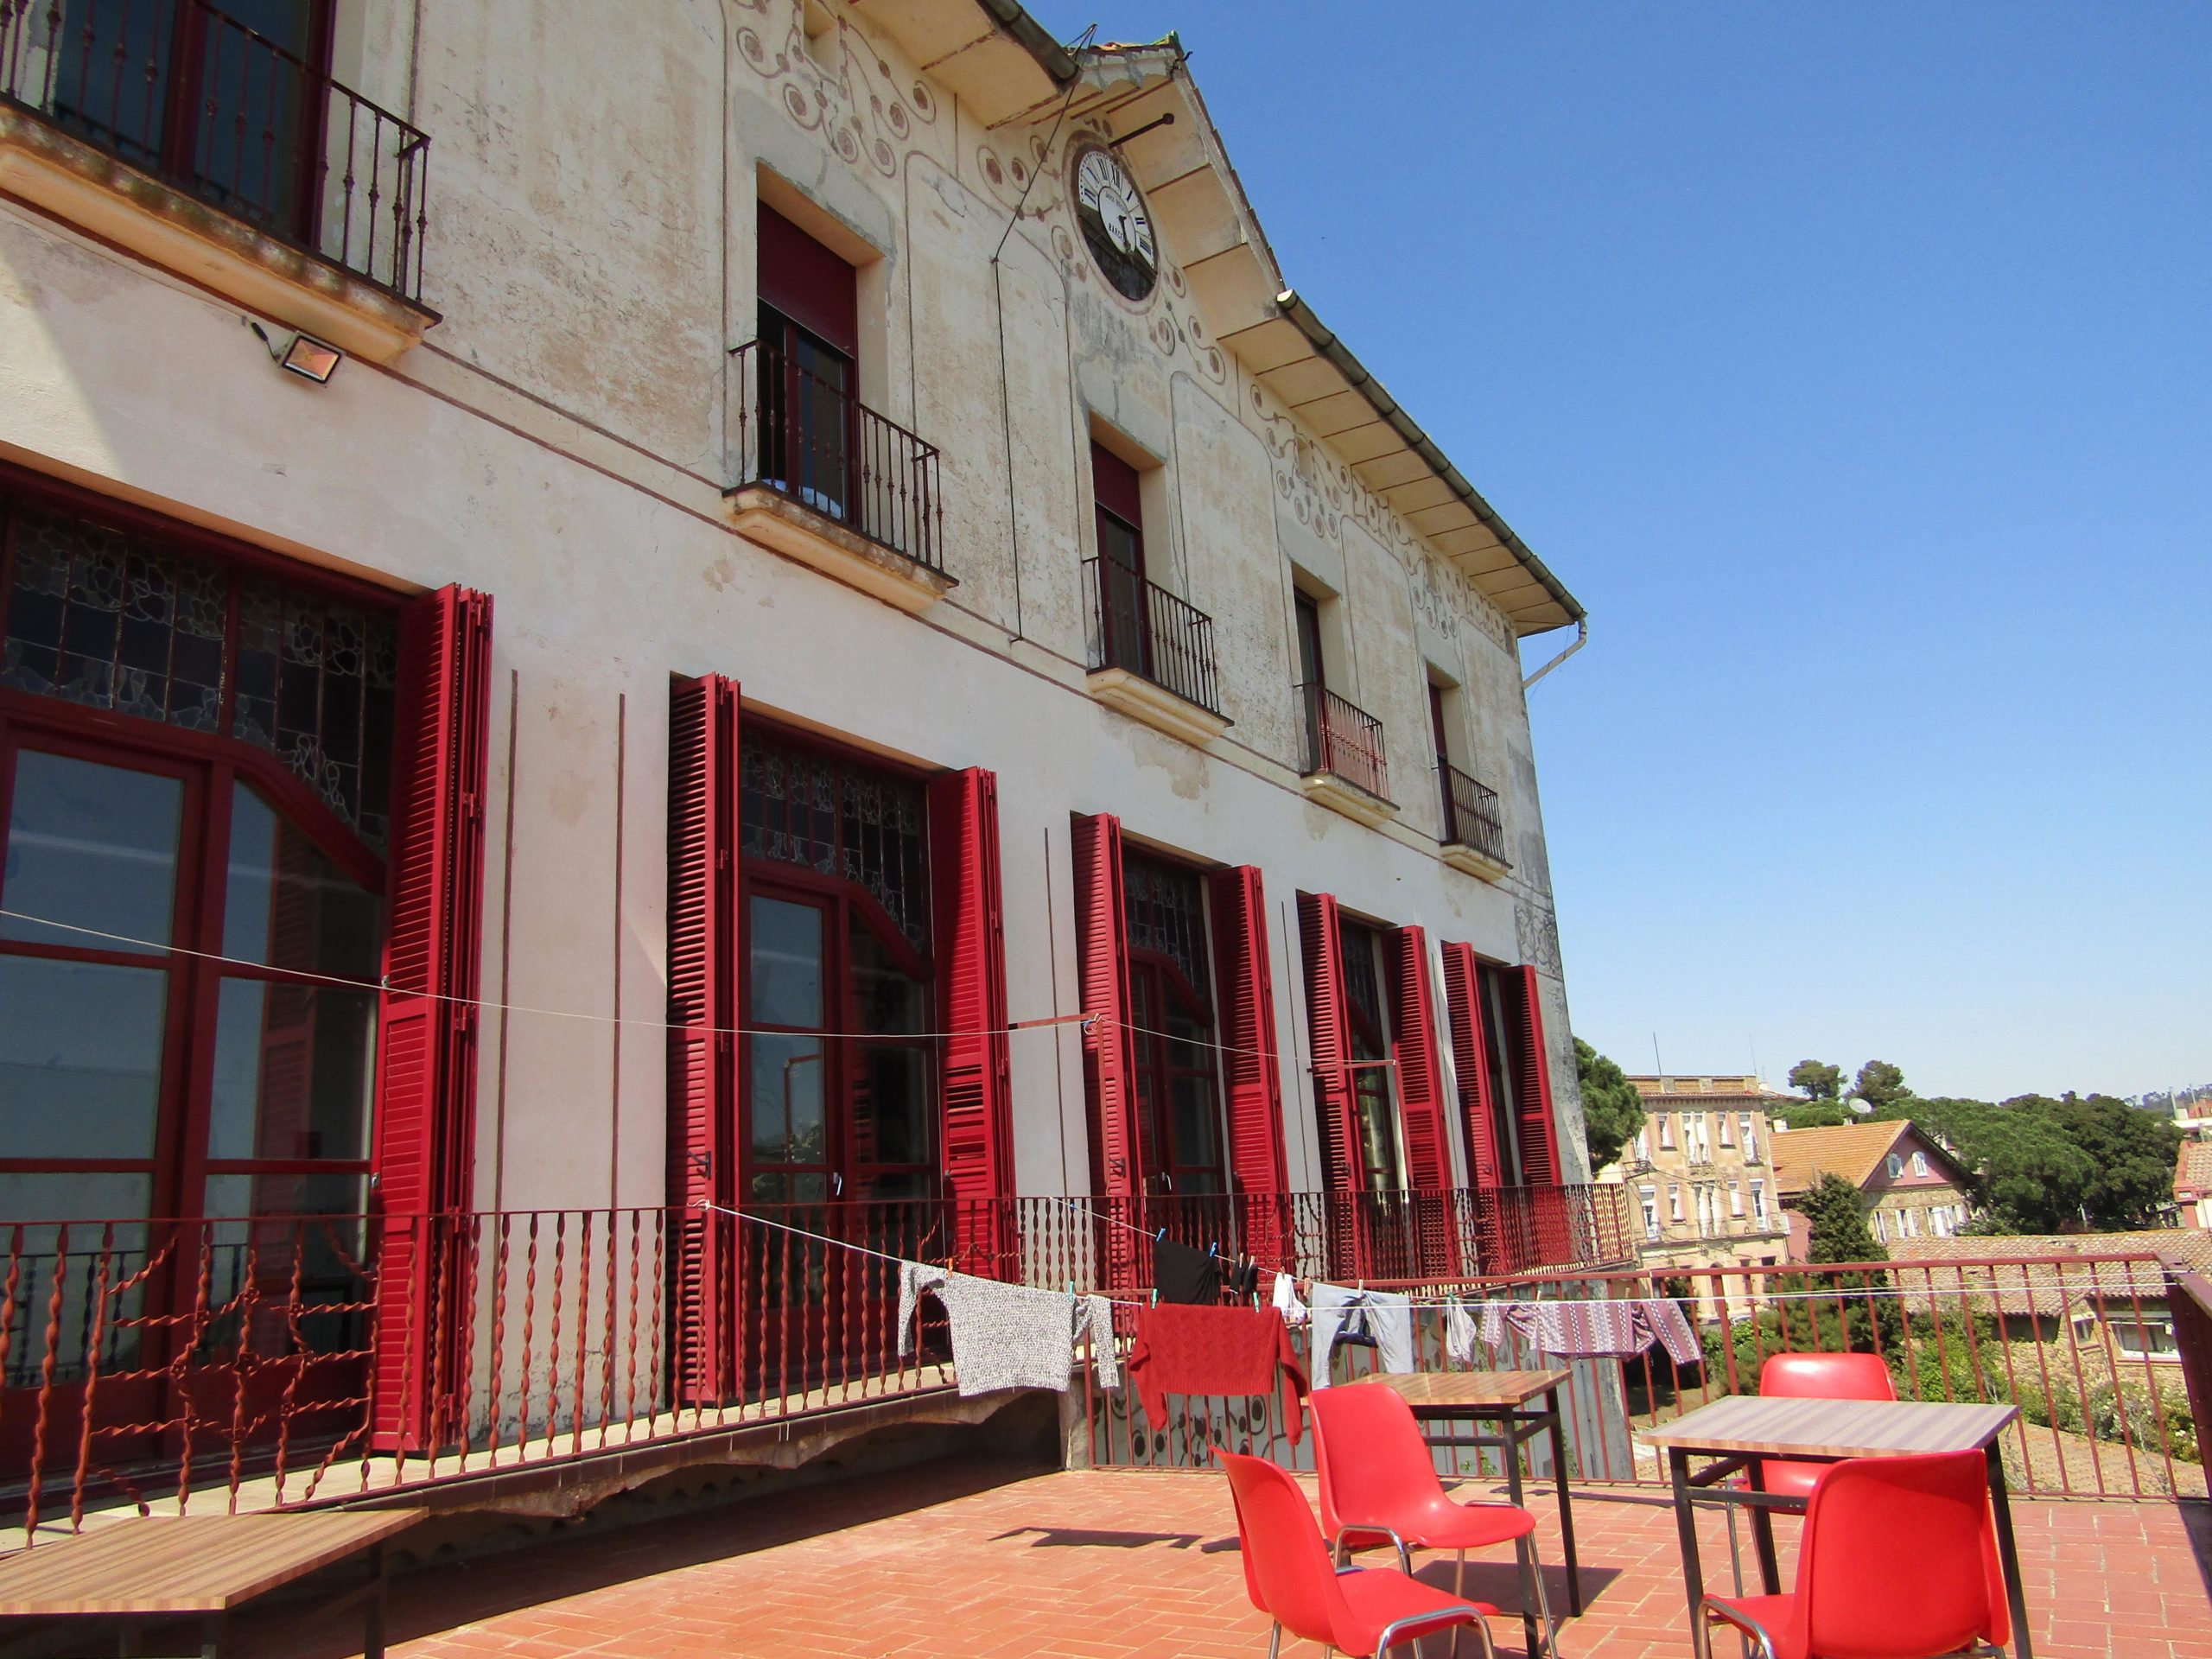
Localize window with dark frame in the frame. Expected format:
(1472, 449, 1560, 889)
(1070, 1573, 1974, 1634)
(1121, 849, 1225, 1197)
(1339, 919, 1406, 1194)
(1091, 440, 1147, 680)
(756, 206, 860, 523)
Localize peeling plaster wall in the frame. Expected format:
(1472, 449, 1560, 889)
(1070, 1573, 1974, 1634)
(0, 0, 1586, 1205)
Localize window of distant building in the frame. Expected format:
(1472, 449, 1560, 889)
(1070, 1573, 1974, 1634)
(1886, 1153, 1904, 1179)
(1911, 1150, 1929, 1177)
(1639, 1185, 1659, 1242)
(1751, 1179, 1767, 1226)
(1739, 1113, 1757, 1160)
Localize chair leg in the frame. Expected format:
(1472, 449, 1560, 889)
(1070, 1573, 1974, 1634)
(1267, 1622, 1281, 1659)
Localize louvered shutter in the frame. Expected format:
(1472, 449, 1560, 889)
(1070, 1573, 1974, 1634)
(1072, 815, 1140, 1196)
(1297, 891, 1368, 1279)
(372, 584, 493, 1452)
(665, 674, 738, 1403)
(1207, 866, 1288, 1263)
(1510, 964, 1564, 1186)
(1439, 941, 1505, 1273)
(929, 768, 1014, 1274)
(1387, 925, 1459, 1275)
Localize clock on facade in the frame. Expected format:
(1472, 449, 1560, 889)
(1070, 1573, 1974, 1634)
(1071, 142, 1158, 302)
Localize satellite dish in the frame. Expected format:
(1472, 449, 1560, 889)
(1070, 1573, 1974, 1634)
(1847, 1096, 1873, 1116)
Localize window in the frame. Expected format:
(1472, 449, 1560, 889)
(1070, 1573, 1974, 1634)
(756, 206, 860, 523)
(1340, 920, 1406, 1194)
(1739, 1113, 1757, 1160)
(2113, 1319, 2177, 1358)
(1634, 1126, 1649, 1162)
(1669, 1185, 1684, 1224)
(1873, 1211, 1888, 1243)
(1730, 1181, 1744, 1218)
(739, 727, 935, 1207)
(1886, 1153, 1905, 1179)
(1659, 1114, 1675, 1150)
(1901, 1206, 1918, 1239)
(1639, 1185, 1660, 1242)
(1719, 1112, 1733, 1147)
(1911, 1150, 1929, 1177)
(1751, 1179, 1767, 1226)
(1091, 441, 1149, 681)
(1294, 590, 1328, 775)
(1122, 851, 1225, 1197)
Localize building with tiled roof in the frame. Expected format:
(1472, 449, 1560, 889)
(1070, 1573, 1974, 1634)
(2174, 1141, 2212, 1230)
(1770, 1120, 1975, 1258)
(1892, 1233, 2210, 1362)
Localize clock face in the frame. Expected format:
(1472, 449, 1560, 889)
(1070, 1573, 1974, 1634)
(1072, 143, 1158, 302)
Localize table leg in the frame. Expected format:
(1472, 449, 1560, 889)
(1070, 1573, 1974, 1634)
(365, 1541, 390, 1659)
(1670, 1446, 1706, 1658)
(200, 1612, 226, 1658)
(1745, 1458, 1782, 1594)
(1501, 1417, 1541, 1658)
(1542, 1389, 1583, 1618)
(1987, 1441, 2033, 1659)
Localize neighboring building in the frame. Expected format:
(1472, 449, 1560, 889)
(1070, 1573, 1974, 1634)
(0, 0, 1613, 1489)
(1771, 1122, 1975, 1258)
(2174, 1141, 2212, 1230)
(1895, 1233, 2212, 1363)
(1598, 1076, 1792, 1315)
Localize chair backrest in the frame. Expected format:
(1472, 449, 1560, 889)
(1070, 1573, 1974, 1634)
(1797, 1452, 2010, 1656)
(1759, 1350, 1897, 1402)
(1217, 1449, 1352, 1648)
(1308, 1382, 1446, 1540)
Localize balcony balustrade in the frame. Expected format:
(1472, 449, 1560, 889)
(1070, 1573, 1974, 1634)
(1082, 553, 1228, 743)
(1296, 682, 1393, 823)
(1438, 760, 1510, 877)
(726, 338, 950, 609)
(0, 0, 433, 352)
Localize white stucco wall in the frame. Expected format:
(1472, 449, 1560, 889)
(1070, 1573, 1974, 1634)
(0, 0, 1587, 1208)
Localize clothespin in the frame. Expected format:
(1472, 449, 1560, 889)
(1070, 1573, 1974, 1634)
(1156, 1227, 1167, 1242)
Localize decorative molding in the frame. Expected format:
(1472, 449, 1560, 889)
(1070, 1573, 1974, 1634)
(1515, 897, 1564, 981)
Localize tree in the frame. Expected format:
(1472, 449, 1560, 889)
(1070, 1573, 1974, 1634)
(1853, 1060, 1908, 1109)
(1802, 1172, 1886, 1267)
(1789, 1059, 1843, 1101)
(1774, 1098, 1852, 1129)
(1576, 1039, 1646, 1173)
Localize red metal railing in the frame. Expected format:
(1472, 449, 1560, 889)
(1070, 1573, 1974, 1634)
(728, 338, 945, 574)
(1084, 1251, 2204, 1504)
(0, 0, 431, 300)
(0, 1185, 1626, 1541)
(1298, 682, 1389, 801)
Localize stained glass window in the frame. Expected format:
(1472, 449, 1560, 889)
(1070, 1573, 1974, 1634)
(739, 733, 928, 950)
(1, 493, 398, 852)
(1123, 852, 1207, 988)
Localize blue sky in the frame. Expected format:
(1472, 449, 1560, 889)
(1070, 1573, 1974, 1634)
(1026, 3, 2212, 1101)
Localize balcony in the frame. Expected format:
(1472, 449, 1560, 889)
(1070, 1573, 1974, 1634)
(1438, 760, 1510, 880)
(725, 338, 952, 613)
(1296, 682, 1395, 825)
(1081, 553, 1229, 745)
(0, 0, 435, 359)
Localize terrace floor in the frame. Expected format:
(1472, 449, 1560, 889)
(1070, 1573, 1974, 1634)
(191, 1458, 2212, 1659)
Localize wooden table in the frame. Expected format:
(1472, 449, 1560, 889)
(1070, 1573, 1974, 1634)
(0, 1509, 423, 1656)
(1364, 1369, 1579, 1656)
(1641, 1396, 2027, 1659)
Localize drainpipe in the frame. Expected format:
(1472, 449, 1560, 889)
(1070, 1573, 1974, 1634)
(1522, 617, 1588, 690)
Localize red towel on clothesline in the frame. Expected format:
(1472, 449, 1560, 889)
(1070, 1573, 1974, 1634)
(1126, 1305, 1310, 1444)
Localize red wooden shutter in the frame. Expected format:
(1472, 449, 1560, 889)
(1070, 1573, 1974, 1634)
(1208, 866, 1288, 1269)
(1439, 943, 1503, 1192)
(929, 768, 1014, 1272)
(759, 205, 858, 355)
(665, 674, 738, 1403)
(372, 583, 493, 1451)
(1510, 964, 1564, 1186)
(1072, 814, 1140, 1201)
(1296, 891, 1357, 1194)
(1386, 926, 1448, 1189)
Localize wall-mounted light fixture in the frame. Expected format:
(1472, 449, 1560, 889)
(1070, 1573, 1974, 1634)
(245, 318, 343, 385)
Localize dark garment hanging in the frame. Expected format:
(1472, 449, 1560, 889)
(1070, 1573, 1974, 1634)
(1154, 1238, 1223, 1306)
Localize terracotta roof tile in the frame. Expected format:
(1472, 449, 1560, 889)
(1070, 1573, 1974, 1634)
(1891, 1233, 2209, 1317)
(2176, 1140, 2212, 1200)
(1770, 1122, 1910, 1195)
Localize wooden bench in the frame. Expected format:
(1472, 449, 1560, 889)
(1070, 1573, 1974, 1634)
(0, 1509, 423, 1657)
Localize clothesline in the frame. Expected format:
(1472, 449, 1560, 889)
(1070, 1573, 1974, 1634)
(0, 906, 1276, 1065)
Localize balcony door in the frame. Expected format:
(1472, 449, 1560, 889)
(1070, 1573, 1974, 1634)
(1091, 441, 1149, 679)
(46, 0, 334, 242)
(756, 206, 859, 525)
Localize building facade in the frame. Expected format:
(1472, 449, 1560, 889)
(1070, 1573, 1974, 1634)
(1771, 1122, 1974, 1257)
(1599, 1076, 1792, 1315)
(0, 1, 1614, 1475)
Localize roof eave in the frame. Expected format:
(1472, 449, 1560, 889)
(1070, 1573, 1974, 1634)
(1274, 289, 1585, 633)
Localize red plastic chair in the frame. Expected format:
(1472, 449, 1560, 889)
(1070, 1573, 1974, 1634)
(1217, 1448, 1500, 1658)
(1697, 1450, 2012, 1659)
(1309, 1383, 1554, 1654)
(1755, 1351, 1897, 1501)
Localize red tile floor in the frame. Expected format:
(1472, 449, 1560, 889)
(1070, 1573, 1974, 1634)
(232, 1457, 2212, 1659)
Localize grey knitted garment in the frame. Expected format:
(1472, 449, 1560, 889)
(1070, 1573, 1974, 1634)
(898, 1262, 1119, 1397)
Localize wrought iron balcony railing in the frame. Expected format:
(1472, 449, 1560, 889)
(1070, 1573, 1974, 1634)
(0, 0, 430, 301)
(1298, 682, 1389, 800)
(1439, 761, 1508, 868)
(728, 338, 944, 575)
(1084, 553, 1222, 715)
